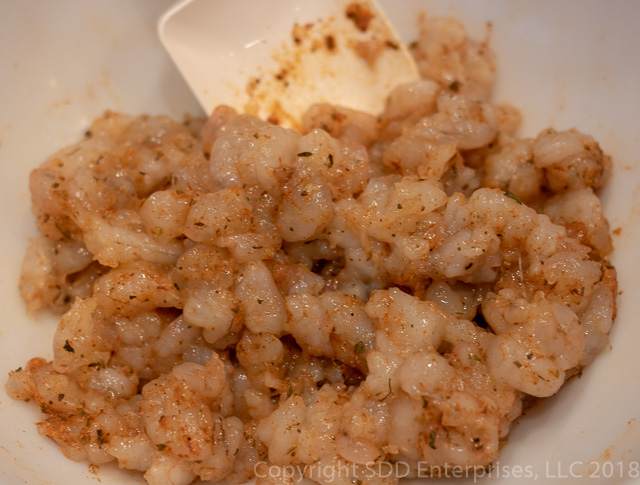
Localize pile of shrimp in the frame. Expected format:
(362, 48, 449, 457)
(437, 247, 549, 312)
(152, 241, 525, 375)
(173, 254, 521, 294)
(7, 17, 616, 485)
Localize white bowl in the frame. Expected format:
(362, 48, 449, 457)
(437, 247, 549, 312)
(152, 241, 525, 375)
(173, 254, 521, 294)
(0, 1, 638, 484)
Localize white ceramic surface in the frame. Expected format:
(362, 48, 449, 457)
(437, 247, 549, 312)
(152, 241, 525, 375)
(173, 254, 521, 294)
(0, 1, 639, 484)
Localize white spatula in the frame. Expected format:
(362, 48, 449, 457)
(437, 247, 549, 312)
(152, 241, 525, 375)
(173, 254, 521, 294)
(158, 0, 419, 128)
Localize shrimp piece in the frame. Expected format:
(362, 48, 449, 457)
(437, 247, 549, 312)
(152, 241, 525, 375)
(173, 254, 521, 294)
(235, 260, 287, 335)
(184, 186, 255, 243)
(276, 161, 334, 242)
(296, 385, 345, 463)
(285, 293, 334, 357)
(53, 298, 111, 372)
(256, 395, 307, 465)
(236, 331, 286, 392)
(482, 138, 543, 204)
(533, 128, 612, 193)
(93, 260, 181, 313)
(192, 415, 244, 482)
(302, 103, 379, 148)
(140, 354, 230, 462)
(140, 189, 192, 244)
(484, 291, 585, 397)
(543, 188, 613, 257)
(108, 434, 157, 471)
(411, 17, 496, 102)
(295, 128, 370, 199)
(366, 288, 446, 357)
(208, 114, 299, 191)
(380, 80, 441, 139)
(201, 105, 239, 155)
(143, 453, 196, 485)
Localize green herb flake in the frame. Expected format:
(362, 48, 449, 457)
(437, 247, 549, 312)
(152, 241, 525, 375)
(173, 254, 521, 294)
(513, 360, 523, 368)
(286, 386, 293, 398)
(194, 221, 205, 226)
(129, 295, 137, 300)
(14, 367, 22, 373)
(286, 445, 297, 455)
(448, 80, 460, 92)
(257, 299, 263, 304)
(354, 341, 366, 354)
(428, 430, 437, 449)
(422, 397, 429, 409)
(297, 151, 312, 157)
(469, 352, 481, 363)
(58, 393, 65, 401)
(503, 189, 523, 204)
(151, 226, 163, 236)
(173, 282, 180, 291)
(88, 362, 105, 369)
(97, 429, 104, 445)
(326, 153, 334, 168)
(63, 340, 75, 353)
(51, 182, 59, 189)
(156, 444, 167, 451)
(397, 203, 403, 210)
